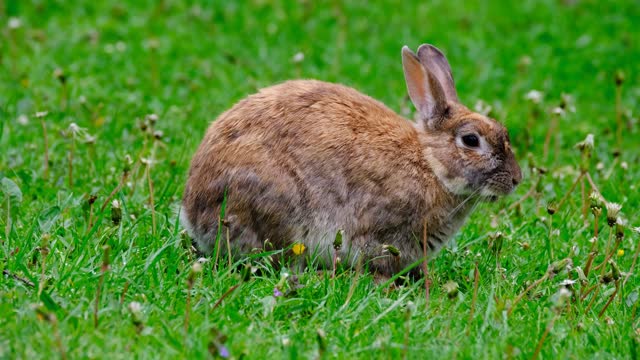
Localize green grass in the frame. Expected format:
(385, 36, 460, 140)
(1, 0, 639, 358)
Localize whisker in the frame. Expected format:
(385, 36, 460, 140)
(449, 188, 482, 217)
(469, 196, 483, 214)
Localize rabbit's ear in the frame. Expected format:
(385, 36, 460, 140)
(417, 44, 459, 103)
(401, 46, 448, 129)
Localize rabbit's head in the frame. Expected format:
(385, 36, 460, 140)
(402, 44, 521, 200)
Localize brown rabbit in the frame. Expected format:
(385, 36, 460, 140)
(181, 44, 521, 276)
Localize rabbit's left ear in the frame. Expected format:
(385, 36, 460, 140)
(402, 46, 448, 128)
(417, 44, 459, 103)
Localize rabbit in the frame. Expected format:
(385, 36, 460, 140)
(181, 44, 521, 277)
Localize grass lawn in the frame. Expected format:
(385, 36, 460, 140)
(1, 0, 639, 358)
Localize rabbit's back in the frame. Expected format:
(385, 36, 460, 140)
(202, 80, 417, 152)
(182, 80, 433, 264)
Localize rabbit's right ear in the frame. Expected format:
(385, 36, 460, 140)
(401, 46, 448, 129)
(417, 44, 459, 103)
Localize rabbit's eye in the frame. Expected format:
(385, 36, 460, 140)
(462, 134, 480, 148)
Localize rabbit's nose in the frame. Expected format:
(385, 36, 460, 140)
(511, 168, 522, 187)
(508, 157, 522, 187)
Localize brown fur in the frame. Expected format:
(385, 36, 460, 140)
(181, 44, 521, 276)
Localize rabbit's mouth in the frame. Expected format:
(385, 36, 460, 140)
(483, 175, 518, 198)
(479, 190, 499, 202)
(480, 182, 513, 201)
(485, 194, 499, 202)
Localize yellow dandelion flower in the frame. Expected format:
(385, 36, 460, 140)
(292, 243, 306, 255)
(94, 116, 105, 127)
(617, 249, 624, 257)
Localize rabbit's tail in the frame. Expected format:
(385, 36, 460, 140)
(179, 204, 219, 254)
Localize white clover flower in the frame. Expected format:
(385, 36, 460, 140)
(128, 301, 142, 314)
(519, 55, 532, 67)
(606, 203, 622, 219)
(552, 107, 565, 116)
(561, 94, 576, 113)
(8, 17, 21, 30)
(474, 100, 492, 116)
(53, 68, 64, 80)
(191, 262, 203, 274)
(558, 279, 576, 287)
(551, 287, 572, 309)
(145, 38, 160, 50)
(525, 90, 543, 104)
(115, 41, 126, 52)
(146, 113, 159, 123)
(35, 111, 49, 118)
(140, 157, 157, 165)
(68, 122, 80, 134)
(579, 134, 594, 150)
(112, 199, 121, 208)
(589, 191, 604, 206)
(17, 114, 29, 125)
(292, 52, 304, 63)
(281, 269, 290, 279)
(621, 161, 628, 170)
